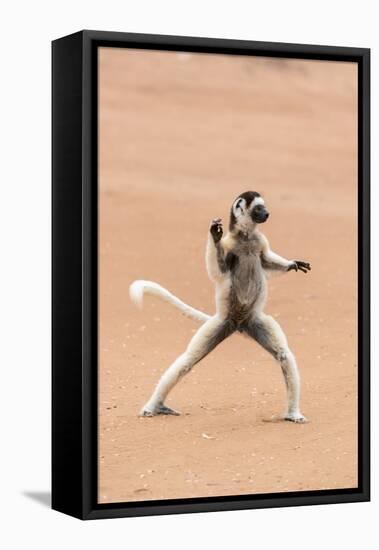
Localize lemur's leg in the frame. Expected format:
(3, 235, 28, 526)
(140, 315, 235, 416)
(243, 313, 306, 422)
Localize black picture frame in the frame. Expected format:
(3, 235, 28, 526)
(52, 30, 370, 520)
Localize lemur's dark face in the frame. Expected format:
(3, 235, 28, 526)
(251, 202, 270, 224)
(229, 191, 269, 231)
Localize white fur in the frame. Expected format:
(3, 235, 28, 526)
(252, 196, 265, 207)
(129, 280, 210, 323)
(232, 197, 247, 217)
(141, 315, 224, 415)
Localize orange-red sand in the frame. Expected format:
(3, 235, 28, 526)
(98, 49, 358, 503)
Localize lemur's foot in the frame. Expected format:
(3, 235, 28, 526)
(139, 403, 181, 417)
(288, 260, 311, 273)
(284, 412, 308, 423)
(210, 218, 223, 243)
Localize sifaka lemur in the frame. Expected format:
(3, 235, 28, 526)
(130, 191, 311, 422)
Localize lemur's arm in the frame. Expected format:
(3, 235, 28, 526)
(260, 233, 311, 273)
(206, 219, 236, 281)
(206, 219, 226, 281)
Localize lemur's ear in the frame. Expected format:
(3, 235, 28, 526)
(232, 197, 246, 218)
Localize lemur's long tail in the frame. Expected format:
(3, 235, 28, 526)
(129, 280, 211, 323)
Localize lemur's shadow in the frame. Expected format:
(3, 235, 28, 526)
(262, 416, 309, 424)
(262, 416, 288, 423)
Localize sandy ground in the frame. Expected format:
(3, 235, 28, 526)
(98, 48, 358, 504)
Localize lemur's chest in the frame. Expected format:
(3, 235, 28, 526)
(229, 249, 265, 312)
(232, 251, 262, 282)
(223, 232, 265, 287)
(232, 235, 263, 271)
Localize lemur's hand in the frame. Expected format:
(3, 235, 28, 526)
(210, 218, 223, 244)
(288, 260, 311, 273)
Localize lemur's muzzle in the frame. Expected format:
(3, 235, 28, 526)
(252, 205, 270, 223)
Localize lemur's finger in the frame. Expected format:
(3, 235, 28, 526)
(210, 218, 223, 243)
(298, 266, 308, 273)
(211, 221, 222, 232)
(296, 261, 311, 271)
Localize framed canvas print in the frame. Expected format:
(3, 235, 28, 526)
(52, 30, 370, 520)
